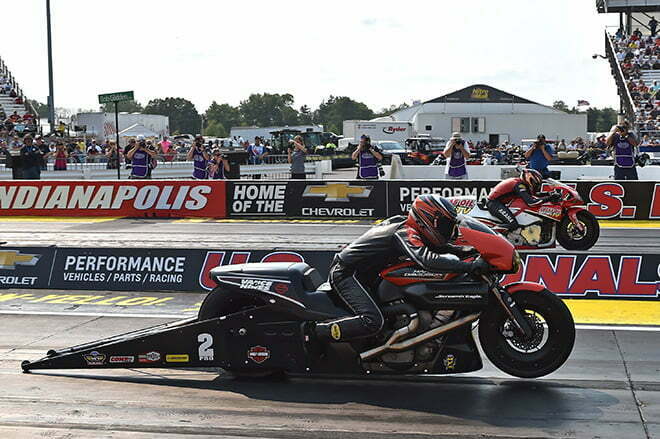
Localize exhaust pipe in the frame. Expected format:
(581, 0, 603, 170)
(359, 314, 419, 361)
(360, 313, 479, 361)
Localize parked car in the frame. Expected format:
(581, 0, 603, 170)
(374, 140, 409, 165)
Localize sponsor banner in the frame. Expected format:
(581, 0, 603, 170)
(227, 180, 388, 218)
(0, 245, 657, 300)
(387, 180, 660, 220)
(0, 247, 55, 289)
(0, 180, 226, 218)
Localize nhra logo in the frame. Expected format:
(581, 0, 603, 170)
(240, 279, 273, 292)
(0, 250, 41, 270)
(382, 126, 407, 134)
(303, 183, 372, 202)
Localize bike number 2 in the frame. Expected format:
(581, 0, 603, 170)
(198, 333, 214, 361)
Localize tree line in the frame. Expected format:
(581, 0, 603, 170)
(552, 100, 618, 133)
(30, 94, 407, 137)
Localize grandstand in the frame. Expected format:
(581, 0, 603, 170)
(599, 0, 660, 146)
(0, 56, 40, 133)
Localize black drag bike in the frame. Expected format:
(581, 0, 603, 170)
(23, 218, 575, 379)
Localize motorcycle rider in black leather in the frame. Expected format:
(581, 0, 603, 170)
(315, 195, 490, 342)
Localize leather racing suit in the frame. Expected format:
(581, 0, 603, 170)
(486, 178, 558, 230)
(315, 217, 480, 342)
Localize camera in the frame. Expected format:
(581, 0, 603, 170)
(138, 140, 147, 148)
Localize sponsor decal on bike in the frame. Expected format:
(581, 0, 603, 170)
(165, 354, 189, 363)
(198, 333, 214, 361)
(538, 206, 562, 218)
(109, 355, 134, 364)
(248, 346, 270, 364)
(138, 351, 161, 363)
(83, 351, 106, 366)
(443, 354, 456, 370)
(402, 269, 445, 278)
(274, 282, 289, 294)
(240, 279, 274, 292)
(330, 323, 342, 341)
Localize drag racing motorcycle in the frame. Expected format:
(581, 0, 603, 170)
(23, 217, 575, 380)
(450, 179, 600, 251)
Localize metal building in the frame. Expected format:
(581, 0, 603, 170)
(381, 84, 587, 145)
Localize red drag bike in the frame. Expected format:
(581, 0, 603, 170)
(450, 179, 600, 250)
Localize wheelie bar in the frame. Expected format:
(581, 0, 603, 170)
(21, 306, 309, 373)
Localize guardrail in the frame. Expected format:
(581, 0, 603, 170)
(605, 30, 637, 125)
(0, 160, 332, 180)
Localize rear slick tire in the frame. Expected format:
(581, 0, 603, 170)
(557, 211, 600, 250)
(478, 289, 575, 379)
(198, 288, 283, 379)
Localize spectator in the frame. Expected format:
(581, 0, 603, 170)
(524, 134, 554, 178)
(606, 124, 639, 180)
(650, 17, 658, 37)
(123, 138, 136, 166)
(159, 136, 174, 161)
(105, 140, 120, 169)
(442, 132, 470, 179)
(288, 135, 307, 179)
(127, 138, 156, 179)
(247, 136, 269, 165)
(35, 136, 49, 170)
(19, 135, 43, 180)
(87, 140, 102, 163)
(53, 141, 68, 171)
(187, 135, 209, 179)
(208, 150, 229, 179)
(352, 134, 383, 180)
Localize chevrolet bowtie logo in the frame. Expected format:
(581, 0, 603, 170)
(302, 183, 373, 202)
(0, 250, 41, 270)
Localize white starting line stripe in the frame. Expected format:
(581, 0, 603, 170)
(0, 310, 658, 332)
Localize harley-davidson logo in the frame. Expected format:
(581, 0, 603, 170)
(247, 346, 270, 364)
(138, 351, 161, 363)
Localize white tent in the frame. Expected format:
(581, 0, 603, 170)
(118, 123, 159, 139)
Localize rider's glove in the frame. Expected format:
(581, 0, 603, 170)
(546, 193, 562, 203)
(469, 258, 492, 276)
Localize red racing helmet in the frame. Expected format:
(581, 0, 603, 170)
(521, 168, 543, 194)
(407, 194, 458, 247)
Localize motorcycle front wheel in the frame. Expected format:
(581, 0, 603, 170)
(557, 211, 600, 250)
(478, 289, 575, 378)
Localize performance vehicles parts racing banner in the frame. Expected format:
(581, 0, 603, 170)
(0, 180, 227, 218)
(0, 246, 657, 300)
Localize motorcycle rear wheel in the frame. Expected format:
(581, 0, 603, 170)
(478, 289, 575, 378)
(198, 288, 284, 379)
(557, 211, 600, 250)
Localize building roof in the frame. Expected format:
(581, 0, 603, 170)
(424, 84, 539, 105)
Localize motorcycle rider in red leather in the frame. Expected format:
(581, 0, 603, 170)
(315, 195, 489, 342)
(486, 168, 561, 231)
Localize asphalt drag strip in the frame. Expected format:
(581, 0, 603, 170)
(0, 312, 657, 438)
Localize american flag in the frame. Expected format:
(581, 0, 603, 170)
(577, 100, 590, 106)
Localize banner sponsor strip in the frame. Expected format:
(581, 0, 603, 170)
(0, 180, 226, 218)
(0, 246, 657, 300)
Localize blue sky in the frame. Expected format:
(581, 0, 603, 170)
(2, 0, 621, 113)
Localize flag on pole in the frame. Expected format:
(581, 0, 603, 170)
(577, 100, 590, 106)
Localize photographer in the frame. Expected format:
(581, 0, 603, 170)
(288, 135, 307, 179)
(208, 150, 230, 179)
(442, 132, 470, 179)
(524, 134, 554, 178)
(127, 138, 157, 179)
(105, 140, 120, 170)
(606, 123, 639, 180)
(187, 135, 210, 179)
(351, 134, 383, 179)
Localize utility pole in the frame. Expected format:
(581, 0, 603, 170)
(46, 0, 56, 134)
